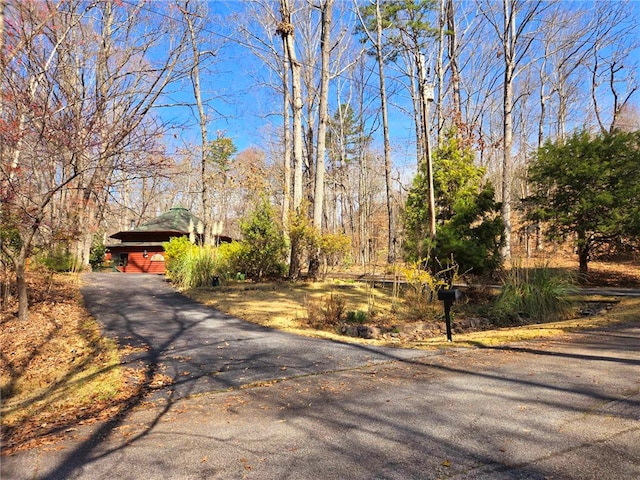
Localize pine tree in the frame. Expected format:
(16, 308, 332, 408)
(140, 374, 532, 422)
(403, 132, 504, 274)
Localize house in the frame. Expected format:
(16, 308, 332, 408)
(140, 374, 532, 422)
(105, 206, 215, 274)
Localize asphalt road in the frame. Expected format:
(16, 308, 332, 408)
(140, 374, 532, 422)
(2, 273, 639, 479)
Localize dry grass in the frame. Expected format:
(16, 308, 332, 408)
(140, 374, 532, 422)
(184, 257, 640, 349)
(0, 273, 138, 454)
(414, 298, 640, 348)
(508, 254, 640, 287)
(187, 280, 396, 330)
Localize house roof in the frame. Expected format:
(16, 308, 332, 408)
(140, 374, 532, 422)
(104, 242, 165, 249)
(110, 206, 204, 240)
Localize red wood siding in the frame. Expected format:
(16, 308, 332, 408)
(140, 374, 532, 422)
(123, 251, 165, 274)
(110, 247, 166, 274)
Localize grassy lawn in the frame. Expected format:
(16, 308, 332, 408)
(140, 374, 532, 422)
(187, 280, 397, 342)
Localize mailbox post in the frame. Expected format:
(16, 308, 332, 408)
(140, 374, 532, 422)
(437, 288, 461, 342)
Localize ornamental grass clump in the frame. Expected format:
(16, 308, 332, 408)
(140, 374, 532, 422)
(491, 264, 576, 326)
(176, 246, 220, 289)
(163, 237, 223, 289)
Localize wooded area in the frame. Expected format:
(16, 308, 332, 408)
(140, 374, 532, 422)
(1, 0, 639, 320)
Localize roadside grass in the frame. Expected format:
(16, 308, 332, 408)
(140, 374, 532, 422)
(414, 297, 640, 348)
(184, 277, 640, 349)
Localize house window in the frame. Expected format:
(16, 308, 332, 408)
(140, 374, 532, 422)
(118, 253, 129, 267)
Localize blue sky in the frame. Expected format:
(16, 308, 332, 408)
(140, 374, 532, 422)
(155, 0, 640, 174)
(155, 0, 424, 171)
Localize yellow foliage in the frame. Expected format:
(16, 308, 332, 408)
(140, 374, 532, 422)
(400, 260, 449, 301)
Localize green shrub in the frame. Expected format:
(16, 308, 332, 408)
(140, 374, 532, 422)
(216, 241, 245, 281)
(163, 236, 193, 280)
(164, 237, 253, 288)
(163, 236, 223, 288)
(491, 264, 576, 325)
(346, 310, 367, 324)
(237, 199, 287, 280)
(188, 246, 219, 288)
(403, 131, 504, 275)
(89, 234, 106, 271)
(431, 186, 504, 275)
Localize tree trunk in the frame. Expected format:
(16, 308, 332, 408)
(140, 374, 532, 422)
(358, 146, 369, 266)
(279, 0, 304, 278)
(313, 0, 332, 231)
(533, 59, 549, 254)
(16, 259, 28, 321)
(282, 44, 291, 227)
(373, 1, 395, 264)
(410, 69, 423, 164)
(446, 0, 461, 121)
(500, 0, 516, 262)
(436, 0, 445, 144)
(418, 53, 436, 242)
(480, 0, 545, 262)
(181, 2, 209, 244)
(309, 0, 333, 278)
(578, 244, 589, 276)
(502, 79, 513, 262)
(281, 4, 303, 212)
(0, 0, 5, 79)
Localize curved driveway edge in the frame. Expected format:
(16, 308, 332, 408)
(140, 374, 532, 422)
(78, 273, 426, 399)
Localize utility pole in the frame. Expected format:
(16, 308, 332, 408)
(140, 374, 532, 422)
(418, 52, 436, 241)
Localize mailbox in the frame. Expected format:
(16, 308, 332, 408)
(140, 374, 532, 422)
(437, 288, 461, 303)
(437, 288, 461, 342)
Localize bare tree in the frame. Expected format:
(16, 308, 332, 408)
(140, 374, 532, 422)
(179, 0, 210, 243)
(282, 40, 292, 227)
(278, 0, 304, 214)
(382, 1, 438, 243)
(478, 0, 547, 262)
(588, 2, 638, 134)
(232, 2, 292, 227)
(535, 4, 596, 142)
(446, 0, 462, 123)
(276, 0, 306, 277)
(356, 0, 396, 263)
(307, 0, 334, 277)
(0, 1, 189, 319)
(435, 0, 446, 143)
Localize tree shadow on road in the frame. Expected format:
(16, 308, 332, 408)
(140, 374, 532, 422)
(7, 273, 639, 479)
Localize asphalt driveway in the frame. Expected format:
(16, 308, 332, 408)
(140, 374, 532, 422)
(2, 273, 639, 479)
(77, 273, 425, 399)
